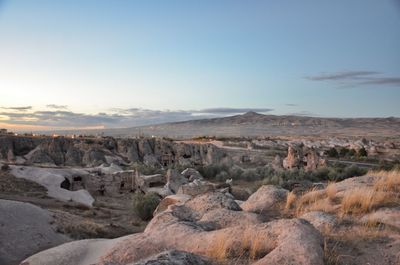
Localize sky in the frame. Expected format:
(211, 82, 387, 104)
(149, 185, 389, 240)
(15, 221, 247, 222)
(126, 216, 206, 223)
(0, 0, 399, 131)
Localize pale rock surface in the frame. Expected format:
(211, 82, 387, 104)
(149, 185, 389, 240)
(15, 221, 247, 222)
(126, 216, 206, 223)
(241, 185, 288, 214)
(10, 165, 95, 207)
(301, 211, 337, 231)
(0, 200, 69, 265)
(361, 207, 400, 229)
(22, 196, 324, 265)
(185, 191, 241, 216)
(153, 194, 192, 216)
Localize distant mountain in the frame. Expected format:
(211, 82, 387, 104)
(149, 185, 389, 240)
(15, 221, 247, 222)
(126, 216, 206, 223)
(96, 112, 400, 139)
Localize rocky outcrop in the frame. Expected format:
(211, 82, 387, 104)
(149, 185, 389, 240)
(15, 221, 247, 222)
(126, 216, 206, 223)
(361, 207, 400, 230)
(1, 135, 227, 168)
(22, 191, 324, 265)
(283, 144, 326, 171)
(241, 185, 288, 214)
(153, 194, 192, 216)
(301, 211, 337, 232)
(185, 192, 241, 216)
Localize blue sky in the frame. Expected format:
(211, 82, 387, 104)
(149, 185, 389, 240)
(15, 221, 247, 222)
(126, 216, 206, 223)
(0, 0, 399, 130)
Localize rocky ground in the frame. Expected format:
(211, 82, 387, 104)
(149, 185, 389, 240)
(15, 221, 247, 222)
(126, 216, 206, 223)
(1, 134, 400, 265)
(1, 164, 399, 265)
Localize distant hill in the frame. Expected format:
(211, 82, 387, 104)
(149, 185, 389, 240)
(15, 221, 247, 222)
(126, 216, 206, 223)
(88, 112, 400, 139)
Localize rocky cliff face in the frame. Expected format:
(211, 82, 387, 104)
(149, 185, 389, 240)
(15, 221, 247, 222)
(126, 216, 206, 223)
(0, 135, 226, 168)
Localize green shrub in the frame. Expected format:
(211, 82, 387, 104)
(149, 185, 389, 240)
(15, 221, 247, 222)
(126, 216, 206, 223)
(358, 147, 368, 157)
(132, 192, 161, 221)
(198, 164, 229, 179)
(339, 147, 349, 157)
(348, 149, 357, 157)
(132, 163, 163, 175)
(326, 148, 339, 158)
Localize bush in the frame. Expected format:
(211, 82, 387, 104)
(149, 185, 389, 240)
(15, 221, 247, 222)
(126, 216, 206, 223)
(339, 147, 349, 157)
(348, 149, 357, 157)
(198, 164, 229, 180)
(132, 192, 161, 221)
(358, 147, 368, 157)
(326, 148, 338, 158)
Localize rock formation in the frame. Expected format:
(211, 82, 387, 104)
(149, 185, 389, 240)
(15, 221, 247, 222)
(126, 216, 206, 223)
(21, 191, 324, 265)
(282, 144, 326, 171)
(0, 135, 226, 168)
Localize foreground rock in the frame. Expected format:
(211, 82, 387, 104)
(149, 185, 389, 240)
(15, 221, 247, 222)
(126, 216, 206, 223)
(361, 207, 400, 229)
(0, 200, 69, 265)
(22, 191, 324, 265)
(301, 211, 337, 232)
(240, 185, 288, 214)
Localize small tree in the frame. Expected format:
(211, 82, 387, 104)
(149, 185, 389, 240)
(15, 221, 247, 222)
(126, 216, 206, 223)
(348, 149, 357, 157)
(358, 147, 368, 157)
(326, 148, 339, 158)
(132, 192, 161, 221)
(339, 147, 349, 157)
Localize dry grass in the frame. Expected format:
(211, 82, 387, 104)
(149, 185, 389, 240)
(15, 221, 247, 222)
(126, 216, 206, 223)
(290, 169, 400, 217)
(294, 188, 329, 216)
(59, 219, 108, 239)
(285, 191, 297, 210)
(326, 182, 337, 201)
(371, 169, 400, 193)
(207, 229, 270, 263)
(207, 233, 232, 261)
(323, 239, 340, 265)
(340, 188, 398, 215)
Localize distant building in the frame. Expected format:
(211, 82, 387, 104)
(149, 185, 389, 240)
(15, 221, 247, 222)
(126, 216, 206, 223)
(0, 129, 7, 135)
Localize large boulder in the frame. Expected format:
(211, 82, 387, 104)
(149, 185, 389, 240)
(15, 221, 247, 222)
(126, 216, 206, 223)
(301, 211, 337, 232)
(241, 185, 288, 214)
(361, 207, 400, 230)
(22, 198, 324, 265)
(153, 194, 192, 216)
(198, 208, 262, 229)
(185, 191, 241, 217)
(0, 200, 69, 265)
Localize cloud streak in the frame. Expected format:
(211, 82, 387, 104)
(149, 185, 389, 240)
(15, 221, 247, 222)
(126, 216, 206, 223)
(0, 106, 32, 111)
(46, 104, 68, 110)
(305, 71, 400, 87)
(0, 107, 273, 131)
